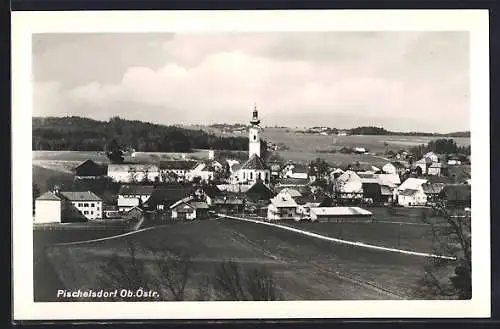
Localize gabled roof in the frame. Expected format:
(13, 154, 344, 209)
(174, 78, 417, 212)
(144, 185, 195, 208)
(59, 191, 102, 201)
(278, 188, 302, 198)
(36, 191, 61, 201)
(240, 154, 269, 170)
(380, 185, 393, 196)
(399, 189, 419, 197)
(422, 182, 446, 194)
(159, 160, 198, 170)
(118, 185, 154, 196)
(336, 170, 362, 184)
(377, 174, 401, 187)
(246, 180, 274, 200)
(278, 177, 310, 186)
(203, 185, 223, 198)
(270, 195, 298, 208)
(398, 177, 428, 191)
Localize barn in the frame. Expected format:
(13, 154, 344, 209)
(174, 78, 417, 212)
(309, 207, 373, 222)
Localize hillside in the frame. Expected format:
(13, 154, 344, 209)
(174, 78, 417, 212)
(32, 116, 267, 153)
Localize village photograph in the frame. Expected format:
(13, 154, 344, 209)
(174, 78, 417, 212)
(30, 31, 473, 304)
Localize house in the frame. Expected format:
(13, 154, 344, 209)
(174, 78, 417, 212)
(396, 177, 428, 207)
(186, 162, 215, 182)
(424, 152, 439, 163)
(117, 185, 154, 212)
(170, 197, 209, 220)
(275, 178, 311, 195)
(380, 185, 394, 204)
(353, 147, 366, 154)
(232, 154, 271, 185)
(142, 185, 195, 212)
(245, 180, 274, 202)
(329, 168, 345, 180)
(202, 185, 224, 206)
(125, 206, 143, 221)
(34, 191, 62, 223)
(73, 159, 107, 179)
(346, 162, 378, 173)
(361, 182, 383, 205)
(428, 162, 448, 176)
(59, 191, 103, 220)
(422, 182, 446, 204)
(334, 170, 363, 201)
(309, 207, 373, 222)
(382, 162, 407, 176)
(103, 205, 121, 219)
(397, 189, 427, 207)
(284, 164, 309, 179)
(440, 184, 471, 208)
(211, 195, 245, 213)
(276, 188, 302, 200)
(376, 173, 401, 188)
(108, 163, 160, 183)
(267, 194, 299, 221)
(414, 159, 427, 175)
(159, 160, 198, 182)
(269, 163, 282, 179)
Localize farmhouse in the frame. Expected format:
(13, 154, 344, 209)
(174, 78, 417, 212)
(34, 191, 62, 223)
(414, 159, 427, 174)
(267, 194, 299, 221)
(211, 195, 244, 213)
(376, 173, 401, 188)
(73, 159, 107, 179)
(382, 161, 407, 176)
(334, 170, 363, 201)
(424, 152, 439, 163)
(159, 160, 198, 181)
(309, 207, 373, 222)
(142, 185, 195, 211)
(59, 191, 103, 220)
(276, 188, 302, 200)
(170, 197, 209, 220)
(245, 180, 274, 202)
(202, 185, 224, 206)
(427, 162, 448, 176)
(396, 177, 428, 207)
(108, 163, 160, 183)
(117, 185, 154, 212)
(186, 162, 215, 182)
(125, 206, 143, 221)
(284, 164, 309, 180)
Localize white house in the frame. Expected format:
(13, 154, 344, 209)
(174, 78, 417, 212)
(427, 162, 446, 176)
(170, 197, 209, 220)
(382, 162, 407, 175)
(396, 177, 428, 207)
(414, 158, 428, 174)
(267, 195, 299, 221)
(59, 191, 103, 220)
(159, 160, 198, 181)
(117, 185, 154, 212)
(376, 173, 401, 188)
(397, 189, 427, 207)
(334, 170, 363, 200)
(424, 152, 439, 163)
(34, 191, 62, 223)
(108, 164, 160, 183)
(276, 188, 302, 200)
(284, 164, 309, 180)
(186, 162, 215, 182)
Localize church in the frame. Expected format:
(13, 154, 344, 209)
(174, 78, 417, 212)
(232, 105, 271, 185)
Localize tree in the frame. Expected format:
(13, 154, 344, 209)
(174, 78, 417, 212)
(416, 201, 471, 299)
(106, 139, 124, 164)
(309, 158, 330, 178)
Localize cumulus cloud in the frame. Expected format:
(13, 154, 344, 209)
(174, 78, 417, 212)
(32, 32, 470, 132)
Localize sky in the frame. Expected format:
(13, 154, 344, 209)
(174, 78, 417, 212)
(32, 32, 470, 133)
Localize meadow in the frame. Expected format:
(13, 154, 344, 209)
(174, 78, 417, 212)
(39, 218, 454, 302)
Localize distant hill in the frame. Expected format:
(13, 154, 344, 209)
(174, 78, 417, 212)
(347, 126, 470, 137)
(32, 116, 267, 153)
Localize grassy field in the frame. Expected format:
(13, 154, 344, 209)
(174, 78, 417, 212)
(33, 164, 75, 193)
(39, 219, 455, 302)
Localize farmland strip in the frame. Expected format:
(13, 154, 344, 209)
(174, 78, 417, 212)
(218, 214, 456, 260)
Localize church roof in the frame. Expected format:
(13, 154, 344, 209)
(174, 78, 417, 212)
(240, 154, 269, 170)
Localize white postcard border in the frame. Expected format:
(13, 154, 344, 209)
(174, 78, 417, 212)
(12, 9, 491, 320)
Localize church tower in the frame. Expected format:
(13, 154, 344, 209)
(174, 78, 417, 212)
(248, 103, 261, 158)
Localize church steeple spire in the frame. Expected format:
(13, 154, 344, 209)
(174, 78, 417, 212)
(250, 102, 260, 126)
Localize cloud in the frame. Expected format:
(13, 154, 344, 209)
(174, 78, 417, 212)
(32, 32, 470, 132)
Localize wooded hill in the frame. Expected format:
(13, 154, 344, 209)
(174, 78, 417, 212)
(33, 116, 267, 153)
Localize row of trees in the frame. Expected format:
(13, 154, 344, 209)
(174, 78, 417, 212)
(33, 116, 258, 153)
(409, 138, 471, 160)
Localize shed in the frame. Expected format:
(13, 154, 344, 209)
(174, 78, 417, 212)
(310, 207, 372, 222)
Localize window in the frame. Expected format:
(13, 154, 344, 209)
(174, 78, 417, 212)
(91, 203, 95, 207)
(250, 172, 253, 180)
(253, 135, 257, 141)
(90, 211, 94, 215)
(84, 203, 89, 207)
(78, 203, 83, 207)
(84, 211, 89, 215)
